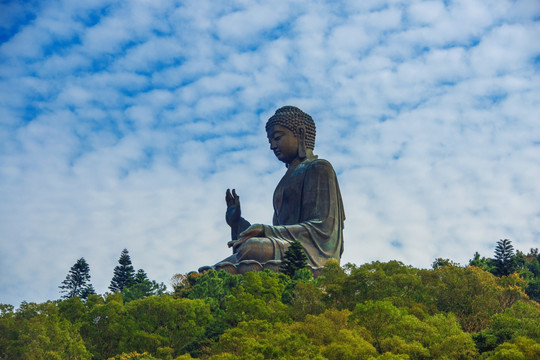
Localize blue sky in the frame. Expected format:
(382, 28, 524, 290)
(1, 0, 539, 307)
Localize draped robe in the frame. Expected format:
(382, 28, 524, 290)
(230, 157, 345, 267)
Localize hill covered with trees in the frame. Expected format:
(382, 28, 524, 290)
(1, 240, 539, 360)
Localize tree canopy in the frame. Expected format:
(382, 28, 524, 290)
(3, 239, 540, 360)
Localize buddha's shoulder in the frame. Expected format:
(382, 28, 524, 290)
(305, 158, 336, 172)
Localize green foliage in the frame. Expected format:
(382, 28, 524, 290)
(110, 249, 136, 293)
(124, 296, 212, 356)
(59, 257, 96, 300)
(57, 296, 88, 324)
(287, 280, 325, 321)
(481, 337, 540, 360)
(473, 300, 540, 353)
(469, 252, 496, 273)
(321, 329, 377, 360)
(351, 300, 479, 358)
(351, 301, 403, 352)
(211, 320, 323, 360)
(316, 259, 349, 309)
(526, 278, 540, 303)
(289, 309, 362, 346)
(432, 257, 460, 269)
(280, 240, 308, 278)
(182, 270, 241, 308)
(318, 260, 433, 312)
(288, 309, 378, 359)
(0, 301, 92, 359)
(80, 293, 131, 359)
(122, 269, 168, 302)
(75, 294, 212, 359)
(430, 265, 530, 332)
(469, 240, 540, 304)
(4, 250, 540, 360)
(223, 272, 290, 326)
(107, 351, 161, 360)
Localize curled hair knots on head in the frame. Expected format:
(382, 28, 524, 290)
(265, 106, 316, 150)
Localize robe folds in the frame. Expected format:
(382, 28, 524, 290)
(262, 157, 345, 267)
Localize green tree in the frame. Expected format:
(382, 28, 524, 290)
(526, 278, 540, 303)
(494, 239, 516, 276)
(122, 269, 167, 302)
(469, 251, 496, 273)
(124, 296, 212, 357)
(110, 249, 136, 292)
(0, 301, 91, 359)
(289, 309, 376, 359)
(280, 240, 308, 278)
(59, 257, 96, 300)
(474, 300, 540, 353)
(351, 301, 479, 358)
(182, 270, 241, 310)
(57, 296, 88, 324)
(426, 265, 517, 332)
(224, 283, 289, 326)
(483, 337, 540, 360)
(523, 249, 540, 302)
(316, 259, 349, 309)
(288, 281, 325, 320)
(351, 300, 402, 353)
(107, 352, 162, 360)
(332, 261, 432, 312)
(321, 329, 378, 360)
(432, 258, 460, 269)
(211, 320, 322, 360)
(80, 292, 132, 359)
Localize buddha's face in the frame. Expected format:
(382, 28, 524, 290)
(267, 125, 299, 164)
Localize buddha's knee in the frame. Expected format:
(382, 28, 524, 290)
(237, 238, 273, 262)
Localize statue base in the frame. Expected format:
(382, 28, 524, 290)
(198, 260, 324, 278)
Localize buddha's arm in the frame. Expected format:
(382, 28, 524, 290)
(225, 189, 251, 240)
(231, 216, 251, 240)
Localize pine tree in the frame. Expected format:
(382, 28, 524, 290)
(494, 238, 516, 276)
(280, 240, 308, 278)
(122, 269, 151, 301)
(109, 248, 135, 292)
(122, 268, 167, 302)
(59, 257, 95, 300)
(81, 284, 96, 300)
(134, 268, 150, 284)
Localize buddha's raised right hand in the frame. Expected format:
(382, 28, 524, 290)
(225, 188, 241, 226)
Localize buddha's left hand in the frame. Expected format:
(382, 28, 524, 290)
(227, 224, 265, 249)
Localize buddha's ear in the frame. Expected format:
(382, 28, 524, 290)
(297, 126, 307, 159)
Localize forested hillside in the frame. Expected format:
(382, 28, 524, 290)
(1, 242, 539, 360)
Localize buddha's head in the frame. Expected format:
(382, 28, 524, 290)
(265, 106, 316, 166)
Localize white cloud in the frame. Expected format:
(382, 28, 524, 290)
(407, 1, 447, 25)
(215, 1, 292, 43)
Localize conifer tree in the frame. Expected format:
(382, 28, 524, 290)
(122, 268, 167, 301)
(280, 240, 308, 277)
(81, 284, 96, 299)
(109, 248, 135, 292)
(494, 238, 516, 276)
(59, 257, 95, 300)
(134, 268, 150, 284)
